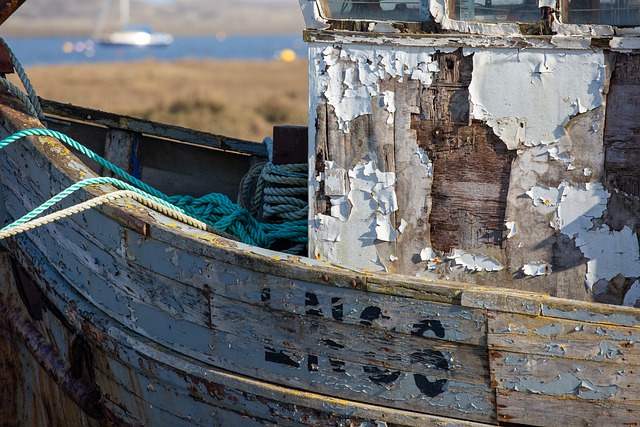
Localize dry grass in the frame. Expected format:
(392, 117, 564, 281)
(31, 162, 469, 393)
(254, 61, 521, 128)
(18, 59, 309, 142)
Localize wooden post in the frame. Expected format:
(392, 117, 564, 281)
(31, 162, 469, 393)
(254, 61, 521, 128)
(272, 125, 308, 165)
(0, 42, 13, 75)
(102, 128, 139, 177)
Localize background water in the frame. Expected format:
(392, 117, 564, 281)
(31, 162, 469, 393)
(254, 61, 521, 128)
(3, 34, 307, 67)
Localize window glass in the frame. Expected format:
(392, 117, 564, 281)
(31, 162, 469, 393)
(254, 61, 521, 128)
(564, 0, 640, 25)
(449, 0, 541, 23)
(318, 0, 423, 21)
(449, 0, 640, 24)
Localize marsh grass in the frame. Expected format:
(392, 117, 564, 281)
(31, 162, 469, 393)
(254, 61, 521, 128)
(19, 59, 308, 142)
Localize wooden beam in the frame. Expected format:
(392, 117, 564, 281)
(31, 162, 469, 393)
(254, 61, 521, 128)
(40, 98, 268, 158)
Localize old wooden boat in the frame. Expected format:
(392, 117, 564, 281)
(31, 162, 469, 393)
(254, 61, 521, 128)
(0, 0, 639, 426)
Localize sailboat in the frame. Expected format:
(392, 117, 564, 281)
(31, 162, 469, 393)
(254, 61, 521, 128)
(95, 0, 173, 47)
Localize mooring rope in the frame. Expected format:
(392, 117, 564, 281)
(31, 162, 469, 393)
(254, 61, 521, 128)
(0, 38, 45, 120)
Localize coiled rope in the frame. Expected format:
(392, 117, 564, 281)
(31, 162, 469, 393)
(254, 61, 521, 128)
(1, 129, 307, 252)
(242, 162, 308, 221)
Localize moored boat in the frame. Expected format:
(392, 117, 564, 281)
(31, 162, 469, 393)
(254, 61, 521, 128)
(0, 1, 639, 426)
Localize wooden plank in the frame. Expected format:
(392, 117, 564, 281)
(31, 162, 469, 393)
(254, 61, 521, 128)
(0, 41, 13, 74)
(45, 113, 256, 200)
(40, 98, 268, 157)
(493, 348, 639, 393)
(392, 78, 431, 275)
(461, 288, 543, 316)
(603, 53, 640, 197)
(492, 352, 640, 426)
(209, 294, 489, 384)
(540, 298, 640, 328)
(412, 49, 512, 253)
(138, 135, 251, 199)
(488, 310, 640, 365)
(123, 229, 487, 345)
(489, 308, 640, 425)
(495, 389, 640, 427)
(102, 128, 137, 177)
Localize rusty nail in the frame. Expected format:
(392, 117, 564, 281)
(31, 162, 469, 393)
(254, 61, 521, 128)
(322, 274, 329, 282)
(350, 279, 358, 288)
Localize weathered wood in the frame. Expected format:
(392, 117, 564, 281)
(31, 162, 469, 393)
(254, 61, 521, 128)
(488, 311, 640, 364)
(44, 113, 256, 200)
(604, 53, 640, 198)
(40, 98, 268, 157)
(495, 389, 640, 427)
(412, 50, 514, 253)
(491, 352, 640, 426)
(102, 128, 137, 177)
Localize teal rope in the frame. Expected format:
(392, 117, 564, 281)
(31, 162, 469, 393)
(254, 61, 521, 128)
(250, 162, 308, 221)
(0, 79, 39, 117)
(1, 129, 307, 251)
(0, 38, 44, 119)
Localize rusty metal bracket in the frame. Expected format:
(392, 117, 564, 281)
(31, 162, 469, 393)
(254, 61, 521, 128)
(0, 0, 27, 29)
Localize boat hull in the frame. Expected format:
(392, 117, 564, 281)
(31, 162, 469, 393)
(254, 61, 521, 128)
(0, 89, 638, 426)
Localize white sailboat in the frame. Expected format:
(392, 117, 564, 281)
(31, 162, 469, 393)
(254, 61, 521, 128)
(95, 0, 173, 47)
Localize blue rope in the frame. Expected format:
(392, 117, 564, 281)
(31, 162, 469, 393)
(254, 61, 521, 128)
(1, 129, 307, 251)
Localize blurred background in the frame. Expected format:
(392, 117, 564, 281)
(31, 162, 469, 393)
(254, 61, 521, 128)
(0, 0, 308, 141)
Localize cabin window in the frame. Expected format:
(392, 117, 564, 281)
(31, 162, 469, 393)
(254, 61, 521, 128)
(448, 0, 541, 22)
(562, 0, 640, 25)
(317, 0, 423, 21)
(448, 0, 640, 24)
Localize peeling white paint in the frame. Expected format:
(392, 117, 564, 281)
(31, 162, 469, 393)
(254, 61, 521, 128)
(529, 182, 640, 290)
(547, 145, 576, 170)
(398, 218, 408, 234)
(414, 148, 433, 178)
(469, 50, 605, 149)
(623, 280, 640, 307)
(505, 221, 517, 239)
(419, 247, 440, 270)
(523, 262, 553, 277)
(449, 250, 504, 272)
(311, 44, 439, 131)
(526, 183, 562, 213)
(312, 160, 399, 270)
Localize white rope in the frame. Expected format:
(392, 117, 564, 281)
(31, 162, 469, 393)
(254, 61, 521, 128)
(0, 190, 212, 239)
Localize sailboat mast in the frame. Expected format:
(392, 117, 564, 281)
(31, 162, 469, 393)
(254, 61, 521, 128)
(120, 0, 129, 27)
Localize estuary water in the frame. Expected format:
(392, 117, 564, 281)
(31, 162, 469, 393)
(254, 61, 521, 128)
(2, 34, 307, 67)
